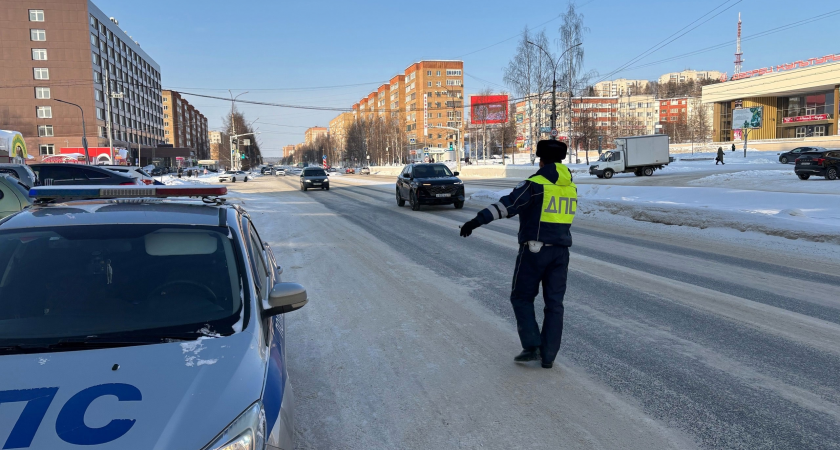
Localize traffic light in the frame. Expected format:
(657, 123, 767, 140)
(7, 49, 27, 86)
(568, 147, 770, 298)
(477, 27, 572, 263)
(449, 143, 453, 151)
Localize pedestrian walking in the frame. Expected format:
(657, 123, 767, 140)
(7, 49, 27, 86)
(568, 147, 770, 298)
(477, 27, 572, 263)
(716, 147, 726, 165)
(177, 167, 182, 179)
(459, 140, 576, 369)
(731, 143, 736, 152)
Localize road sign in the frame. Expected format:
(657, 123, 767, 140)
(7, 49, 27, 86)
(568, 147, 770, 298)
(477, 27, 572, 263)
(424, 156, 430, 163)
(539, 127, 551, 133)
(550, 129, 558, 137)
(409, 138, 416, 144)
(242, 139, 250, 146)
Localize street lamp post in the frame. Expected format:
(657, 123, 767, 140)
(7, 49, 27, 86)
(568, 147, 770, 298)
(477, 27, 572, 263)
(228, 91, 249, 170)
(54, 99, 89, 165)
(525, 41, 582, 142)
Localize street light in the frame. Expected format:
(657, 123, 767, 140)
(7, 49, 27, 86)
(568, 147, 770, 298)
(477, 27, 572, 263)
(53, 99, 89, 164)
(525, 41, 582, 141)
(228, 90, 249, 170)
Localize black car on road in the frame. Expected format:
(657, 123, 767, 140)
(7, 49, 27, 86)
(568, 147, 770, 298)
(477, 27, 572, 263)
(794, 150, 840, 180)
(779, 146, 826, 164)
(30, 163, 138, 186)
(300, 167, 330, 191)
(396, 163, 464, 211)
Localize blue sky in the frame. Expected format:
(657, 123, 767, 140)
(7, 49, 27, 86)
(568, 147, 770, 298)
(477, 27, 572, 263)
(94, 0, 838, 156)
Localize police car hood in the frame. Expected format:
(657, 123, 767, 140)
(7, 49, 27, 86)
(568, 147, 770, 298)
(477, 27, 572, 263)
(0, 330, 266, 450)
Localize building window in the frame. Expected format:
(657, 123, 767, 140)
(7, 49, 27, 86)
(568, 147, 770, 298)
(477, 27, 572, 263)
(39, 144, 55, 155)
(92, 52, 100, 65)
(446, 70, 462, 77)
(91, 33, 99, 46)
(36, 106, 52, 118)
(29, 10, 45, 22)
(35, 87, 50, 99)
(30, 29, 46, 41)
(814, 126, 826, 137)
(96, 108, 104, 120)
(446, 79, 462, 86)
(38, 125, 54, 137)
(98, 126, 106, 138)
(33, 68, 49, 80)
(90, 15, 97, 28)
(32, 48, 47, 60)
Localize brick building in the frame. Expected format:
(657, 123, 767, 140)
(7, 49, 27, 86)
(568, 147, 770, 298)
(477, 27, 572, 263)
(282, 144, 295, 159)
(304, 126, 328, 145)
(0, 0, 163, 163)
(162, 90, 208, 158)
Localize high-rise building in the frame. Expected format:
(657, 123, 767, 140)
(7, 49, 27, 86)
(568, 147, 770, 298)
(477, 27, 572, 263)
(328, 113, 353, 152)
(162, 90, 208, 158)
(658, 70, 724, 84)
(404, 61, 464, 152)
(594, 79, 650, 97)
(304, 127, 328, 145)
(282, 145, 295, 159)
(0, 0, 164, 163)
(616, 95, 660, 134)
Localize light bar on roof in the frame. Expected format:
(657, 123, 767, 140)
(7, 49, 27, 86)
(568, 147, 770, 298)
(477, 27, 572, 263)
(29, 186, 228, 200)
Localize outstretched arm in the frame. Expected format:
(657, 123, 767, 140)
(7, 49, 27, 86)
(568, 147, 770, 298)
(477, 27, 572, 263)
(460, 181, 538, 237)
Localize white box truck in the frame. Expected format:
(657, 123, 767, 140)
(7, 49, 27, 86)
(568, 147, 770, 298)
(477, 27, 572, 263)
(588, 134, 670, 179)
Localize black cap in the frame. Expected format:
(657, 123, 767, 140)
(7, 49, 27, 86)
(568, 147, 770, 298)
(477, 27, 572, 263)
(536, 140, 567, 163)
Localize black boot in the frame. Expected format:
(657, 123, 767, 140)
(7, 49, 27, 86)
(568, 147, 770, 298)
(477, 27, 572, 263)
(541, 361, 553, 369)
(514, 348, 540, 363)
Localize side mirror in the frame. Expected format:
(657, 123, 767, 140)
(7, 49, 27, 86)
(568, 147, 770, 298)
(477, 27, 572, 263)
(264, 282, 308, 315)
(453, 171, 459, 176)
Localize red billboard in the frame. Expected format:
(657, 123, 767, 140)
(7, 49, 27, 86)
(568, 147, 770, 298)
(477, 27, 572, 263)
(470, 95, 509, 125)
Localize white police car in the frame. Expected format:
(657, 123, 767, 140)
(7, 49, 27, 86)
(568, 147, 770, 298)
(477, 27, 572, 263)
(0, 186, 306, 450)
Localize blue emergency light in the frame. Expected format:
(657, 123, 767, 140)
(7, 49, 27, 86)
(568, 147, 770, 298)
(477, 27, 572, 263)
(29, 186, 228, 200)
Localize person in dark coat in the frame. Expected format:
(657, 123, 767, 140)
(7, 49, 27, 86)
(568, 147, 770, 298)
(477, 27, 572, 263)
(459, 140, 577, 369)
(731, 143, 736, 152)
(716, 147, 726, 165)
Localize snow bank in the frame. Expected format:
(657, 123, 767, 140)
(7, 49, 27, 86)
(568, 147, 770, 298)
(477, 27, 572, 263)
(690, 170, 840, 194)
(466, 183, 840, 243)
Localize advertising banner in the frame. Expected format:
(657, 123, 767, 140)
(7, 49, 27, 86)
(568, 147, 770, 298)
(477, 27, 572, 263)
(732, 107, 763, 130)
(470, 95, 509, 125)
(782, 114, 829, 124)
(423, 94, 428, 135)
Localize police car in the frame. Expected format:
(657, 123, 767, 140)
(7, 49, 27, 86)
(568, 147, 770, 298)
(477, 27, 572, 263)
(0, 186, 306, 450)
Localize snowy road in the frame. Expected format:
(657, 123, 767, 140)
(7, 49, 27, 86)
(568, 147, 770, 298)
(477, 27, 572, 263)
(226, 175, 840, 450)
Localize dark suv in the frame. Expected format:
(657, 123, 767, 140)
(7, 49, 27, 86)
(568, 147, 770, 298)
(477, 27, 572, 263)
(779, 146, 826, 164)
(396, 163, 464, 210)
(794, 150, 840, 180)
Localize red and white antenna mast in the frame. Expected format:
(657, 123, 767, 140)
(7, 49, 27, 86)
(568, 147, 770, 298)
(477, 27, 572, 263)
(734, 13, 744, 74)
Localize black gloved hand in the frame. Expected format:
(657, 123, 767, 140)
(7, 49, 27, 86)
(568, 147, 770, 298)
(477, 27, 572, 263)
(460, 219, 481, 237)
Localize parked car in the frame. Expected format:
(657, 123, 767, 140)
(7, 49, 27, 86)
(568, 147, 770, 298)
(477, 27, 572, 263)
(0, 163, 38, 188)
(300, 167, 330, 191)
(396, 163, 465, 211)
(779, 146, 827, 164)
(150, 167, 164, 176)
(0, 174, 32, 219)
(218, 170, 250, 182)
(99, 165, 159, 185)
(360, 167, 371, 175)
(345, 167, 355, 174)
(329, 167, 337, 173)
(30, 163, 139, 186)
(794, 150, 840, 180)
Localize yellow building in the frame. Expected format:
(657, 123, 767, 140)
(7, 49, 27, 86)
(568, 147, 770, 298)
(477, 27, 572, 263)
(304, 127, 328, 145)
(329, 113, 354, 151)
(703, 60, 840, 142)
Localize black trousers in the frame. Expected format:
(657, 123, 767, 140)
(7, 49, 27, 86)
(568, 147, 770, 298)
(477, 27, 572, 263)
(510, 244, 570, 364)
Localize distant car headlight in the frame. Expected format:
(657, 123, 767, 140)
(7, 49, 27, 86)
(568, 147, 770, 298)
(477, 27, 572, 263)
(204, 402, 265, 450)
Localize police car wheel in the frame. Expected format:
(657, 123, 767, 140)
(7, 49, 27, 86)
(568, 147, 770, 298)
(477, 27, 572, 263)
(603, 169, 614, 179)
(396, 189, 406, 206)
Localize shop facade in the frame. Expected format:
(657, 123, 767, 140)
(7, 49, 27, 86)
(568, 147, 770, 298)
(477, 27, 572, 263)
(703, 59, 840, 142)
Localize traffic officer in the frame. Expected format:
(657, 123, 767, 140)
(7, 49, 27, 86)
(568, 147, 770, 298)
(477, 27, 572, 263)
(459, 140, 576, 369)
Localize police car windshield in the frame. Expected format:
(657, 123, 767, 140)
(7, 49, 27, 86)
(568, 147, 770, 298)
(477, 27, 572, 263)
(0, 225, 244, 345)
(413, 165, 453, 178)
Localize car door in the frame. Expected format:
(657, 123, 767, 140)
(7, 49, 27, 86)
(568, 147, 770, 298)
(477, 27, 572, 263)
(399, 166, 412, 198)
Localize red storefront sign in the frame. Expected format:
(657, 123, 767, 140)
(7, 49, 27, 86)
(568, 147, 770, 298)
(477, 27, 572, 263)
(731, 54, 840, 81)
(782, 114, 829, 124)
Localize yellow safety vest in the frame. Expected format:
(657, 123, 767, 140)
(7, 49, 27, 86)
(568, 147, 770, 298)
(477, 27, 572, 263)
(528, 164, 577, 225)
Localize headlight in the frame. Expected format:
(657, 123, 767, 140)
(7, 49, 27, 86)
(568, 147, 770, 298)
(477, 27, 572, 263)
(204, 402, 265, 450)
(305, 180, 312, 183)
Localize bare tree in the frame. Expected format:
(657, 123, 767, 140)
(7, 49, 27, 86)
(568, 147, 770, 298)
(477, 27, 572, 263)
(221, 107, 263, 169)
(558, 1, 596, 163)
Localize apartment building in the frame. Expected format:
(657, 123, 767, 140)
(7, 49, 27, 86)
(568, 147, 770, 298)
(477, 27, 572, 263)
(594, 79, 650, 97)
(404, 61, 464, 151)
(0, 0, 164, 163)
(616, 95, 659, 134)
(328, 113, 353, 151)
(659, 70, 724, 84)
(304, 126, 328, 145)
(569, 97, 619, 133)
(388, 74, 406, 120)
(282, 145, 295, 159)
(162, 90, 208, 158)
